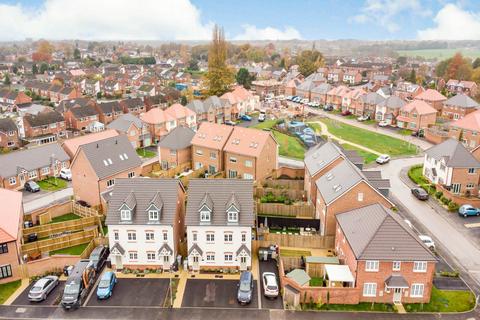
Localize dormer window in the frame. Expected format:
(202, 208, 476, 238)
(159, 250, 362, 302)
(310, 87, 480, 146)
(121, 209, 131, 221)
(149, 210, 159, 221)
(227, 210, 238, 222)
(200, 210, 211, 222)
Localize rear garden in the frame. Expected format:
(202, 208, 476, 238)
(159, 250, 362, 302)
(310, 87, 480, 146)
(49, 242, 89, 256)
(136, 147, 156, 158)
(252, 120, 306, 159)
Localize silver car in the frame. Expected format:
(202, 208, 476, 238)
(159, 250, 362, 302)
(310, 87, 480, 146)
(28, 275, 59, 302)
(262, 272, 279, 298)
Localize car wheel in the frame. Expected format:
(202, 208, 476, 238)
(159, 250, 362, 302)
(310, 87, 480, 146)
(477, 212, 480, 216)
(464, 214, 467, 218)
(42, 294, 46, 301)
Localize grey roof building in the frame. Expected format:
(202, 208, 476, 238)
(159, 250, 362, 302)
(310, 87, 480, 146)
(0, 118, 18, 133)
(107, 113, 143, 133)
(336, 204, 437, 261)
(185, 179, 254, 227)
(105, 178, 184, 226)
(97, 101, 124, 115)
(76, 135, 142, 180)
(311, 83, 332, 95)
(0, 143, 69, 178)
(23, 110, 64, 127)
(304, 141, 363, 176)
(360, 92, 385, 105)
(158, 126, 195, 150)
(444, 94, 479, 110)
(186, 96, 229, 115)
(425, 138, 480, 168)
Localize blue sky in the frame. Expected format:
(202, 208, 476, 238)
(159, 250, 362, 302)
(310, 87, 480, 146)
(0, 0, 479, 40)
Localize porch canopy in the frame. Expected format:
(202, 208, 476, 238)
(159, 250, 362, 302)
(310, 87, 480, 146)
(324, 264, 355, 284)
(385, 275, 409, 289)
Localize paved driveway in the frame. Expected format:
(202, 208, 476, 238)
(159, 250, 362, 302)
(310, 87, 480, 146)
(181, 279, 258, 309)
(259, 260, 283, 310)
(13, 281, 65, 306)
(86, 278, 168, 307)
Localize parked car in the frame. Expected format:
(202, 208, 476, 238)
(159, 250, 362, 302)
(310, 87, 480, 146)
(286, 96, 293, 101)
(262, 272, 279, 298)
(25, 180, 40, 193)
(60, 168, 72, 180)
(411, 187, 429, 200)
(96, 271, 117, 300)
(237, 271, 254, 305)
(301, 98, 309, 104)
(225, 120, 236, 126)
(61, 260, 96, 310)
(419, 235, 435, 251)
(240, 115, 252, 121)
(28, 275, 59, 302)
(378, 120, 389, 127)
(27, 233, 38, 242)
(403, 219, 413, 229)
(375, 154, 390, 164)
(411, 129, 425, 138)
(89, 246, 109, 272)
(341, 110, 351, 116)
(323, 105, 333, 111)
(458, 204, 480, 217)
(24, 221, 34, 228)
(357, 115, 370, 122)
(258, 112, 266, 122)
(76, 200, 91, 208)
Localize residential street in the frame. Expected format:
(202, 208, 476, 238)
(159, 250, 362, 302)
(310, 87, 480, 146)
(372, 157, 480, 290)
(22, 187, 73, 213)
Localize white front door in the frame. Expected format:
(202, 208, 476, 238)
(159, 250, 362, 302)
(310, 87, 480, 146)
(192, 255, 199, 271)
(239, 255, 247, 271)
(115, 255, 123, 270)
(393, 288, 402, 303)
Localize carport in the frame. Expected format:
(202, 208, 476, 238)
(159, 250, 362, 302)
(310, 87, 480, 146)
(324, 264, 355, 288)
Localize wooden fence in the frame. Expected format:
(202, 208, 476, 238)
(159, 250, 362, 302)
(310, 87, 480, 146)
(258, 233, 335, 249)
(261, 179, 304, 190)
(256, 202, 315, 218)
(21, 228, 98, 256)
(73, 202, 101, 217)
(27, 200, 72, 225)
(23, 216, 100, 241)
(150, 162, 191, 178)
(179, 167, 207, 187)
(255, 186, 306, 201)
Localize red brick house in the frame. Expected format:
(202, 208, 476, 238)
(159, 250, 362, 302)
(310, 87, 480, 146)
(23, 110, 66, 145)
(0, 118, 20, 149)
(396, 100, 437, 131)
(120, 98, 146, 116)
(414, 89, 447, 113)
(64, 104, 100, 132)
(326, 86, 351, 110)
(441, 94, 479, 121)
(336, 204, 437, 304)
(0, 89, 32, 110)
(446, 79, 478, 97)
(96, 101, 125, 124)
(158, 126, 195, 170)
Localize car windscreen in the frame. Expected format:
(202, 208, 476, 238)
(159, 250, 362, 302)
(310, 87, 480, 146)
(64, 283, 80, 295)
(31, 285, 43, 292)
(90, 253, 99, 261)
(267, 285, 278, 290)
(239, 280, 250, 292)
(98, 279, 110, 288)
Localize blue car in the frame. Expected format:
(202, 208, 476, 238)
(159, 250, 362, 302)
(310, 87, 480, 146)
(240, 115, 252, 121)
(96, 271, 117, 299)
(458, 204, 480, 217)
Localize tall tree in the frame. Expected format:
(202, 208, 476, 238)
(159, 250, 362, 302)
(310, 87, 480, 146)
(295, 49, 324, 77)
(473, 58, 480, 69)
(447, 53, 470, 80)
(4, 73, 11, 86)
(408, 68, 416, 83)
(236, 68, 254, 89)
(73, 48, 81, 60)
(205, 25, 234, 96)
(40, 63, 48, 74)
(32, 64, 38, 75)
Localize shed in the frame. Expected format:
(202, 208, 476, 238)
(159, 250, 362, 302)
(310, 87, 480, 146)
(286, 269, 311, 287)
(324, 264, 355, 288)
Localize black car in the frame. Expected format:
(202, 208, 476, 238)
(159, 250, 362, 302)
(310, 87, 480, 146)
(411, 187, 429, 200)
(27, 233, 38, 242)
(323, 105, 333, 111)
(76, 200, 91, 208)
(411, 129, 425, 138)
(25, 181, 40, 193)
(89, 246, 109, 272)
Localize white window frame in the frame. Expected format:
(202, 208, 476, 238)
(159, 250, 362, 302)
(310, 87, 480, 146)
(245, 160, 253, 167)
(127, 232, 137, 241)
(8, 177, 16, 185)
(146, 252, 156, 261)
(206, 253, 215, 262)
(410, 283, 424, 297)
(128, 252, 138, 260)
(145, 231, 155, 241)
(128, 171, 135, 178)
(41, 167, 50, 175)
(413, 261, 427, 272)
(206, 233, 215, 243)
(227, 211, 238, 223)
(163, 232, 168, 241)
(113, 230, 119, 241)
(200, 210, 211, 222)
(357, 192, 364, 202)
(148, 210, 159, 221)
(468, 168, 476, 174)
(107, 179, 115, 187)
(120, 209, 131, 221)
(363, 283, 377, 297)
(224, 253, 233, 262)
(241, 233, 246, 242)
(224, 233, 233, 242)
(392, 261, 401, 271)
(192, 232, 197, 242)
(229, 157, 237, 163)
(365, 260, 379, 272)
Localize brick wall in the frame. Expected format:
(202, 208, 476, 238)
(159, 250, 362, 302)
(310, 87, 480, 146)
(0, 241, 22, 284)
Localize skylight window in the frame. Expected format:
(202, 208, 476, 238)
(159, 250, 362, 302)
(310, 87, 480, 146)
(333, 185, 342, 192)
(119, 154, 124, 160)
(108, 158, 113, 165)
(123, 153, 128, 159)
(103, 160, 109, 166)
(326, 173, 334, 181)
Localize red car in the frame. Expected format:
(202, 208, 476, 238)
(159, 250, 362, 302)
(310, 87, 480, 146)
(341, 110, 351, 116)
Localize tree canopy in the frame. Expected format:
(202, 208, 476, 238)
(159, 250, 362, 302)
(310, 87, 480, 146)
(205, 25, 234, 96)
(236, 68, 255, 89)
(295, 49, 324, 77)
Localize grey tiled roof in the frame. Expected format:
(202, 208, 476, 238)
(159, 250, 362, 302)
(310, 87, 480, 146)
(0, 118, 17, 133)
(24, 110, 64, 127)
(111, 242, 125, 255)
(185, 179, 254, 227)
(97, 101, 124, 114)
(105, 178, 183, 226)
(69, 105, 98, 118)
(77, 135, 142, 179)
(311, 83, 332, 94)
(107, 114, 143, 133)
(425, 139, 480, 168)
(304, 142, 344, 175)
(360, 92, 385, 105)
(444, 94, 479, 109)
(377, 95, 406, 109)
(336, 204, 437, 261)
(188, 243, 203, 256)
(0, 143, 69, 178)
(157, 126, 195, 150)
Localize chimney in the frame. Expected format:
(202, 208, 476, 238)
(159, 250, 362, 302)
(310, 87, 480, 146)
(96, 143, 99, 148)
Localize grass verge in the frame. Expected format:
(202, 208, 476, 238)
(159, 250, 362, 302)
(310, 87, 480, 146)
(136, 148, 156, 158)
(50, 243, 89, 256)
(319, 302, 395, 312)
(37, 177, 67, 191)
(0, 280, 21, 304)
(49, 212, 81, 224)
(404, 287, 475, 312)
(341, 143, 378, 164)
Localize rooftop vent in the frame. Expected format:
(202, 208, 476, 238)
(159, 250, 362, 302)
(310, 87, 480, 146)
(333, 185, 342, 192)
(326, 173, 334, 181)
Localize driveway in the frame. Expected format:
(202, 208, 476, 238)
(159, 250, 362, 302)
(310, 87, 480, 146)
(12, 281, 65, 306)
(371, 157, 480, 289)
(23, 187, 73, 214)
(181, 279, 259, 309)
(86, 278, 169, 307)
(237, 118, 259, 128)
(259, 260, 283, 310)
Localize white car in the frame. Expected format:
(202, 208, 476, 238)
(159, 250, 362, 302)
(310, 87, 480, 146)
(262, 272, 279, 298)
(375, 154, 390, 164)
(59, 168, 72, 180)
(357, 115, 370, 122)
(419, 235, 435, 251)
(28, 275, 59, 302)
(301, 98, 309, 104)
(378, 120, 389, 127)
(403, 219, 413, 229)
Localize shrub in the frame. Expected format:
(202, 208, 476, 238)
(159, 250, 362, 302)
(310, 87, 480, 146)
(435, 191, 443, 199)
(440, 196, 450, 205)
(448, 202, 459, 212)
(440, 270, 460, 277)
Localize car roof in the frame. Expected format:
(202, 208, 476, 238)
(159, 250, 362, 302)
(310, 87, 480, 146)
(34, 278, 50, 286)
(240, 271, 252, 281)
(419, 235, 432, 241)
(101, 271, 114, 280)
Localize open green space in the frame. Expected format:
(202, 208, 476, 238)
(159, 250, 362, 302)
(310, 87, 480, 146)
(319, 118, 418, 156)
(405, 287, 475, 313)
(340, 143, 378, 164)
(136, 148, 156, 158)
(252, 120, 306, 159)
(319, 302, 395, 312)
(397, 48, 480, 60)
(37, 177, 68, 191)
(49, 243, 89, 256)
(0, 280, 21, 304)
(408, 165, 429, 186)
(252, 119, 278, 130)
(49, 212, 81, 224)
(280, 249, 311, 257)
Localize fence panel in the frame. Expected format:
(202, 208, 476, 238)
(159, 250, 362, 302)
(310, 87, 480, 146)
(23, 216, 99, 241)
(73, 202, 100, 217)
(255, 187, 306, 201)
(257, 202, 314, 218)
(261, 179, 304, 190)
(258, 233, 335, 249)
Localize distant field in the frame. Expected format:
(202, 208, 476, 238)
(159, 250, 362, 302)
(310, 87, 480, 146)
(397, 48, 480, 60)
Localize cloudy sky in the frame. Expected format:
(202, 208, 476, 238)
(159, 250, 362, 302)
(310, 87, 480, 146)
(0, 0, 479, 41)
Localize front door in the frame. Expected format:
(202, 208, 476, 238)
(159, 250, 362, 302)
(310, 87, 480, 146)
(192, 255, 199, 271)
(393, 288, 402, 303)
(115, 255, 123, 270)
(19, 173, 25, 186)
(240, 256, 247, 271)
(163, 255, 171, 270)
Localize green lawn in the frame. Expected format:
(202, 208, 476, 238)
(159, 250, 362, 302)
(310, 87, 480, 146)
(252, 119, 278, 130)
(405, 287, 475, 313)
(320, 118, 418, 156)
(272, 131, 306, 160)
(341, 143, 378, 164)
(280, 249, 311, 257)
(37, 177, 68, 191)
(309, 277, 324, 287)
(308, 123, 322, 134)
(49, 213, 81, 224)
(319, 302, 395, 312)
(49, 243, 89, 256)
(0, 280, 21, 305)
(136, 148, 156, 158)
(408, 165, 429, 186)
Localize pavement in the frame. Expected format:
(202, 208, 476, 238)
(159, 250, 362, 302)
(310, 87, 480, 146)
(278, 156, 304, 168)
(22, 187, 73, 214)
(370, 157, 480, 290)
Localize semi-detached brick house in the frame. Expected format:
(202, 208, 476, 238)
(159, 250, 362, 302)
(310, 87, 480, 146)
(0, 189, 24, 284)
(120, 98, 146, 116)
(96, 101, 125, 125)
(108, 113, 150, 148)
(158, 126, 195, 170)
(441, 94, 479, 121)
(315, 160, 393, 236)
(70, 135, 142, 208)
(0, 143, 70, 190)
(0, 118, 20, 149)
(23, 110, 66, 145)
(414, 89, 447, 113)
(447, 110, 480, 149)
(396, 100, 437, 131)
(336, 204, 437, 304)
(64, 104, 100, 132)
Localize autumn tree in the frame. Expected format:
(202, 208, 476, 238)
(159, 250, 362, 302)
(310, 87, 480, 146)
(40, 63, 49, 74)
(473, 58, 480, 69)
(236, 68, 255, 89)
(205, 25, 234, 96)
(32, 64, 38, 74)
(472, 68, 480, 85)
(37, 40, 54, 55)
(295, 49, 324, 77)
(408, 68, 416, 83)
(443, 53, 472, 80)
